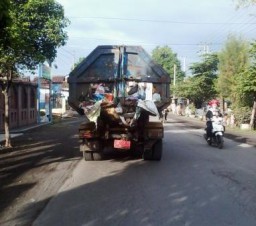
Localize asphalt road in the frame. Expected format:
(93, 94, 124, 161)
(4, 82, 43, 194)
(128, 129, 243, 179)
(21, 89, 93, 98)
(0, 117, 84, 226)
(32, 116, 256, 226)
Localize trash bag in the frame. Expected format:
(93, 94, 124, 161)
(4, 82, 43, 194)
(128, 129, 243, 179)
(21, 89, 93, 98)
(127, 84, 138, 95)
(137, 99, 159, 117)
(86, 101, 102, 122)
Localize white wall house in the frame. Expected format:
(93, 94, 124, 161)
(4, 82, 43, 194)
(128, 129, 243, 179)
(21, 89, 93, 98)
(36, 76, 69, 121)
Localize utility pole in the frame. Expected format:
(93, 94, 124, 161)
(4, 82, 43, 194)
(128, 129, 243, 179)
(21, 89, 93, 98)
(198, 43, 210, 55)
(173, 63, 176, 87)
(173, 63, 177, 101)
(37, 63, 42, 123)
(171, 64, 177, 114)
(204, 43, 210, 54)
(49, 62, 53, 123)
(183, 57, 186, 73)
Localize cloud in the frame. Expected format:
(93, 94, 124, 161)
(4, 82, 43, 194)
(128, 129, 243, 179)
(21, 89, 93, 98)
(53, 0, 256, 75)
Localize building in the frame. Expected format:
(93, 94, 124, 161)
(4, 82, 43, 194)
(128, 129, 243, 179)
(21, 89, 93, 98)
(0, 75, 69, 131)
(0, 78, 37, 131)
(34, 75, 69, 120)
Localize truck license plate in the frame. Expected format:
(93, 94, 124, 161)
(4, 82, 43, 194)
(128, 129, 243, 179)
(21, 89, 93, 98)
(114, 140, 131, 150)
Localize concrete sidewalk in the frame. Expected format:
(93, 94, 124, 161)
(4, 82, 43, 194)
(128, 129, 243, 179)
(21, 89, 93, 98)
(0, 110, 80, 143)
(0, 122, 51, 143)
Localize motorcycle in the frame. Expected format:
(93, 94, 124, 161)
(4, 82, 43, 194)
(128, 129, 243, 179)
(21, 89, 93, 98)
(204, 118, 225, 149)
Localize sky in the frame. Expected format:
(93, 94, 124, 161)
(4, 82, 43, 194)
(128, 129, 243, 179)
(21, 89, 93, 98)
(52, 0, 256, 76)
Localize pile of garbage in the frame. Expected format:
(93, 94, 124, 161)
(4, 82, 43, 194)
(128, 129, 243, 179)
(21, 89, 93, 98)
(78, 82, 170, 127)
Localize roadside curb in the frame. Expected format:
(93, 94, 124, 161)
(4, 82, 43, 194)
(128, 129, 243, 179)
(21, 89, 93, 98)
(0, 117, 81, 143)
(0, 122, 51, 143)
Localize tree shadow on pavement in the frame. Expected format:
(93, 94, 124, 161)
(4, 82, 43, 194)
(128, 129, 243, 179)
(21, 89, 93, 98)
(8, 149, 256, 226)
(0, 118, 82, 220)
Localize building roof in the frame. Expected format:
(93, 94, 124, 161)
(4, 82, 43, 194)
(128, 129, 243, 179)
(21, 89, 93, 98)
(33, 75, 66, 84)
(11, 77, 37, 87)
(33, 75, 68, 89)
(52, 76, 66, 83)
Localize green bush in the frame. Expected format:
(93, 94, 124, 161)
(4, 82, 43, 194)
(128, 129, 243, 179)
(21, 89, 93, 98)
(40, 111, 46, 116)
(189, 103, 196, 114)
(52, 114, 62, 123)
(233, 107, 251, 125)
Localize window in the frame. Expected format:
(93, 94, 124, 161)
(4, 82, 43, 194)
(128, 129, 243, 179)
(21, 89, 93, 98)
(30, 89, 36, 108)
(22, 87, 28, 109)
(10, 87, 18, 109)
(0, 93, 4, 110)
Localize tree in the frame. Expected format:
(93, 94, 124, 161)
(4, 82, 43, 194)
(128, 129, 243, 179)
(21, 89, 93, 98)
(0, 0, 11, 51)
(217, 35, 250, 107)
(235, 0, 256, 7)
(0, 0, 69, 147)
(233, 1, 255, 129)
(0, 0, 10, 31)
(236, 42, 256, 128)
(174, 76, 216, 108)
(73, 57, 85, 69)
(175, 53, 219, 108)
(151, 46, 185, 84)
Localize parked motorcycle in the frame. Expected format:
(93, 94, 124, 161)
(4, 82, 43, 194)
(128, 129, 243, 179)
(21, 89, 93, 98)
(204, 118, 225, 149)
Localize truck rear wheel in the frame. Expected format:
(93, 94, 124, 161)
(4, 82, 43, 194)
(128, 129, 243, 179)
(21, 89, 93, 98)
(81, 144, 94, 161)
(152, 139, 162, 161)
(92, 152, 104, 160)
(83, 151, 93, 161)
(83, 151, 104, 161)
(81, 140, 104, 161)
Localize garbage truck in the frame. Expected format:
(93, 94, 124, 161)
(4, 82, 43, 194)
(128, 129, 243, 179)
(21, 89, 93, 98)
(68, 45, 171, 161)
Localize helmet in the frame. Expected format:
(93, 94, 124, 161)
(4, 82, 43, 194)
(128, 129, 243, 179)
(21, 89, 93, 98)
(208, 99, 219, 107)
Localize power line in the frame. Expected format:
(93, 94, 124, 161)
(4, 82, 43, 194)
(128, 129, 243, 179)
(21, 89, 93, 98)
(55, 9, 255, 74)
(205, 9, 255, 47)
(68, 36, 223, 47)
(68, 16, 256, 25)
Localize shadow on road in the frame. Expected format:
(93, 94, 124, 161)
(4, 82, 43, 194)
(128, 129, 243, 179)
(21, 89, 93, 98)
(14, 149, 256, 226)
(0, 118, 82, 223)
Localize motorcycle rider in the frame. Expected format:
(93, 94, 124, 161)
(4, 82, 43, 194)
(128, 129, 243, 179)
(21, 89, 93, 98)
(205, 100, 221, 141)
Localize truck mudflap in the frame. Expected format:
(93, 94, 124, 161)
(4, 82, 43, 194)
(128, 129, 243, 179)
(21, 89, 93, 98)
(143, 139, 163, 161)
